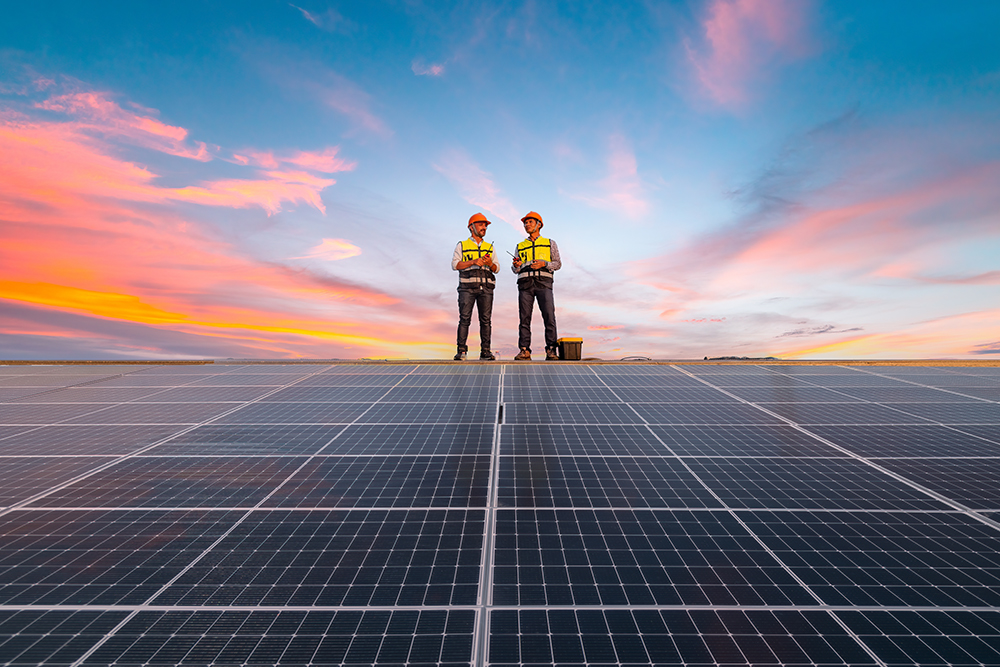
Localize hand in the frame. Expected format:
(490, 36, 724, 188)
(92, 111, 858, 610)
(512, 256, 522, 269)
(530, 260, 545, 270)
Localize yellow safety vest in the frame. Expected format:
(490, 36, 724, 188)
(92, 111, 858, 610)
(458, 238, 496, 287)
(516, 236, 553, 281)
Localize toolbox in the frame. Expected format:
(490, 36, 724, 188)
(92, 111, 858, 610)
(556, 337, 583, 361)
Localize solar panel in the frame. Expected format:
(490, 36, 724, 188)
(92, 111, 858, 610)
(0, 361, 999, 666)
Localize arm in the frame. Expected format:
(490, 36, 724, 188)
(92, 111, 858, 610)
(546, 239, 562, 271)
(452, 242, 463, 271)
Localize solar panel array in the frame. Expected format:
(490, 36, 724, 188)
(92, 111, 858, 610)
(1, 361, 1000, 666)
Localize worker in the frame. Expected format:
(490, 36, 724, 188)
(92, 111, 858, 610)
(511, 211, 561, 360)
(452, 212, 499, 360)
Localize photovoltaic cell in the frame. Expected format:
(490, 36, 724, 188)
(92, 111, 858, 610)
(756, 401, 931, 424)
(27, 456, 310, 508)
(878, 458, 1000, 509)
(808, 424, 1000, 457)
(501, 424, 668, 456)
(740, 509, 1000, 606)
(0, 509, 241, 605)
(82, 609, 475, 666)
(325, 424, 494, 456)
(684, 457, 950, 510)
(0, 424, 186, 456)
(504, 402, 643, 425)
(152, 509, 483, 607)
(490, 608, 876, 666)
(0, 457, 117, 507)
(271, 455, 491, 508)
(497, 456, 722, 508)
(492, 509, 815, 606)
(1, 361, 999, 667)
(148, 424, 346, 455)
(650, 424, 847, 457)
(837, 609, 1000, 666)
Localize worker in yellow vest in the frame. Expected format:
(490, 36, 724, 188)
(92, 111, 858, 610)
(451, 212, 499, 360)
(511, 211, 561, 360)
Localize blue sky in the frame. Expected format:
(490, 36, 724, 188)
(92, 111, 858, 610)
(2, 1, 999, 359)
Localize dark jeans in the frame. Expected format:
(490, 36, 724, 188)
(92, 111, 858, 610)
(518, 279, 557, 352)
(457, 287, 494, 354)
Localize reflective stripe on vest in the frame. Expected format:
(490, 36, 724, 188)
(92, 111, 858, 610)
(516, 236, 554, 280)
(459, 239, 496, 286)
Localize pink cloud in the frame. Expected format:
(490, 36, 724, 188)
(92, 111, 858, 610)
(685, 0, 812, 108)
(563, 134, 649, 218)
(412, 60, 445, 77)
(433, 148, 521, 230)
(37, 91, 213, 160)
(588, 324, 625, 330)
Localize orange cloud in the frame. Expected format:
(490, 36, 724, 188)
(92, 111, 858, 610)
(0, 80, 452, 360)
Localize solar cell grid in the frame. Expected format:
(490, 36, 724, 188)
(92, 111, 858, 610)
(951, 424, 1000, 444)
(878, 459, 1000, 509)
(632, 402, 785, 424)
(612, 385, 738, 402)
(27, 456, 310, 508)
(888, 401, 1000, 423)
(0, 424, 188, 456)
(757, 401, 932, 424)
(188, 374, 308, 386)
(0, 402, 116, 424)
(684, 457, 950, 511)
(0, 457, 117, 507)
(326, 424, 493, 456)
(838, 609, 1000, 666)
(489, 608, 877, 666)
(213, 401, 373, 425)
(360, 402, 496, 424)
(271, 455, 491, 508)
(497, 456, 723, 508)
(8, 387, 164, 403)
(501, 385, 620, 402)
(809, 424, 1000, 457)
(381, 385, 500, 403)
(650, 424, 847, 457)
(140, 385, 279, 402)
(62, 401, 238, 425)
(147, 424, 345, 455)
(492, 508, 815, 606)
(739, 509, 1000, 606)
(297, 374, 410, 387)
(3, 361, 1000, 667)
(152, 509, 484, 607)
(832, 386, 982, 402)
(81, 609, 475, 666)
(504, 402, 642, 424)
(0, 509, 242, 605)
(500, 424, 667, 456)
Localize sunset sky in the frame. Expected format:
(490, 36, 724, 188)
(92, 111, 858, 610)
(2, 1, 999, 360)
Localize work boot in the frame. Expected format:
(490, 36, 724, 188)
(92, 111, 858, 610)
(514, 348, 531, 361)
(545, 348, 559, 361)
(453, 350, 467, 361)
(479, 352, 496, 361)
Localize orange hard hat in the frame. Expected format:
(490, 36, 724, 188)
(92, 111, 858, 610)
(468, 212, 491, 226)
(520, 211, 543, 226)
